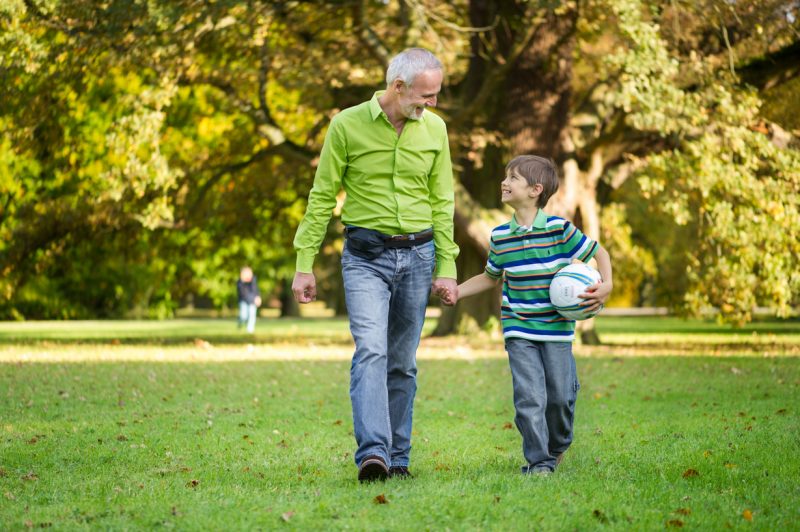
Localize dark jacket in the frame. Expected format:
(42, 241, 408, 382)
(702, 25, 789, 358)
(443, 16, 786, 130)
(237, 277, 260, 304)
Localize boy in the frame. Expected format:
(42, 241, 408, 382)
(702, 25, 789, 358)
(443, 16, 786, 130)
(237, 266, 262, 334)
(454, 155, 612, 474)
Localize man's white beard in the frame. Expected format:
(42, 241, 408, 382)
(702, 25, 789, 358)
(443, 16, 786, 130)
(403, 105, 424, 120)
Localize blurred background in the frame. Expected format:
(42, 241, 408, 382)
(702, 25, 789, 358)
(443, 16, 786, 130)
(1, 0, 798, 337)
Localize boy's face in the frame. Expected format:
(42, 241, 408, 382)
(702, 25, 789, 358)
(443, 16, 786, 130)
(501, 170, 541, 207)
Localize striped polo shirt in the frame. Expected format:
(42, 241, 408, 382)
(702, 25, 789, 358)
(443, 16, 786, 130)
(485, 209, 598, 342)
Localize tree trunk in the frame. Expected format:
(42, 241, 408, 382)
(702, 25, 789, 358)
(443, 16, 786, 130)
(279, 277, 300, 317)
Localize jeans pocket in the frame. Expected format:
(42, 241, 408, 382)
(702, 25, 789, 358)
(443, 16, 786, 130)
(413, 241, 435, 261)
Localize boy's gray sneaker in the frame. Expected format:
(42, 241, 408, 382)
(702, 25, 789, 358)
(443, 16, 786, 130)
(521, 464, 553, 475)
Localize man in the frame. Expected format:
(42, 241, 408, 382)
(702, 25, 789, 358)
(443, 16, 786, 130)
(292, 48, 458, 482)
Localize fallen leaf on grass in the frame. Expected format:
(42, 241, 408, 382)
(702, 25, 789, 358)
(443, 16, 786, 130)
(281, 511, 294, 522)
(374, 494, 388, 504)
(21, 471, 38, 481)
(682, 469, 699, 478)
(116, 435, 128, 442)
(725, 463, 737, 469)
(666, 519, 684, 527)
(742, 509, 753, 521)
(4, 491, 15, 500)
(186, 479, 199, 488)
(730, 367, 742, 375)
(675, 508, 691, 515)
(0, 468, 5, 477)
(776, 409, 787, 415)
(502, 422, 513, 430)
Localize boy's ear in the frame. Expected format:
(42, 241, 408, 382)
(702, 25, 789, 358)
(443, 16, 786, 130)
(529, 183, 544, 198)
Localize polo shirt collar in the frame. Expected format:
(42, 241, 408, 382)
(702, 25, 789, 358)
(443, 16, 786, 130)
(369, 90, 426, 122)
(510, 209, 548, 233)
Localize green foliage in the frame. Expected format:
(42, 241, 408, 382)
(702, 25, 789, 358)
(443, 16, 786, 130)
(1, 0, 798, 322)
(591, 0, 800, 322)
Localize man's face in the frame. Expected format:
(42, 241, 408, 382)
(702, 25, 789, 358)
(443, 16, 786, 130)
(397, 69, 443, 120)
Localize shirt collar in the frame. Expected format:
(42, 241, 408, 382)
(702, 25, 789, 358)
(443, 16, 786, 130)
(369, 90, 426, 122)
(510, 209, 548, 233)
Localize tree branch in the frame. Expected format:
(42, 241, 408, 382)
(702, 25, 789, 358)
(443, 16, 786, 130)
(351, 0, 390, 70)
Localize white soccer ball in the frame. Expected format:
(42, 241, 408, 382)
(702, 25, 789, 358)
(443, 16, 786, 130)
(549, 263, 603, 320)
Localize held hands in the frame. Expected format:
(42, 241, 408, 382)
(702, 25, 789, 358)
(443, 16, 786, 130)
(254, 296, 262, 308)
(292, 272, 317, 304)
(579, 280, 613, 313)
(432, 278, 458, 306)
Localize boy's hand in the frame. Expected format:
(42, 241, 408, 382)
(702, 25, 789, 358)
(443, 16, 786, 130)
(579, 280, 613, 313)
(432, 278, 458, 306)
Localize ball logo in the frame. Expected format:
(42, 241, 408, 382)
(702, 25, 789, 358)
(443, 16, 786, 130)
(549, 263, 603, 321)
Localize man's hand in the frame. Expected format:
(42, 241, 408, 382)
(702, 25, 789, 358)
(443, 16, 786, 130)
(254, 296, 262, 308)
(579, 280, 613, 313)
(292, 272, 317, 304)
(432, 277, 458, 306)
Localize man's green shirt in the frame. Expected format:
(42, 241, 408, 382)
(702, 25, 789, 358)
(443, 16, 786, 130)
(293, 91, 459, 278)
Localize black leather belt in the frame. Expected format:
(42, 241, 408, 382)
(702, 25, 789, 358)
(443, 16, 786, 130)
(385, 228, 434, 247)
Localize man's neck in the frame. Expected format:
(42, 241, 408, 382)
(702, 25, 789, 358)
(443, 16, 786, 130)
(514, 205, 539, 228)
(378, 92, 405, 130)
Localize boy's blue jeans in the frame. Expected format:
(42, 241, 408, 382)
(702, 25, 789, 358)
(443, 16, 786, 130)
(341, 240, 435, 468)
(238, 301, 257, 333)
(504, 338, 580, 472)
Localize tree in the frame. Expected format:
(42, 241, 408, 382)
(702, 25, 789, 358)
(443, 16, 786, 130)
(2, 0, 798, 329)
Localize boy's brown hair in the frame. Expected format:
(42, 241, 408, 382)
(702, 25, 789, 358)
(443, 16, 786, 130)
(505, 155, 559, 208)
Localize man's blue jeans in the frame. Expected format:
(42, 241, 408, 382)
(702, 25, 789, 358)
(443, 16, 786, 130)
(238, 301, 257, 333)
(341, 239, 435, 468)
(504, 338, 580, 472)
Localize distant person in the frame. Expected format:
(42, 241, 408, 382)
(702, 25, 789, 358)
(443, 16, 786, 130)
(451, 155, 613, 475)
(292, 48, 458, 482)
(237, 266, 261, 334)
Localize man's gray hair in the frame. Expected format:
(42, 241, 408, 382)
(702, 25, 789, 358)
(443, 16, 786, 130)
(385, 48, 442, 88)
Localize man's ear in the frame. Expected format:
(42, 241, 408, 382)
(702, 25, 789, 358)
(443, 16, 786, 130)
(393, 79, 405, 93)
(529, 183, 544, 198)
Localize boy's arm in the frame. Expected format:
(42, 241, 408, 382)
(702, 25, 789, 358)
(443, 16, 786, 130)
(580, 243, 613, 311)
(456, 273, 500, 300)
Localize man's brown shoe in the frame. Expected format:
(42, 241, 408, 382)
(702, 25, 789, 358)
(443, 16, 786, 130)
(358, 455, 389, 483)
(389, 466, 412, 478)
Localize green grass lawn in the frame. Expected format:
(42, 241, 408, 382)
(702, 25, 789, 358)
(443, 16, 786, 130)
(1, 317, 798, 529)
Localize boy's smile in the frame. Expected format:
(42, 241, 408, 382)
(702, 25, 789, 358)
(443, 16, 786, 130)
(501, 170, 538, 207)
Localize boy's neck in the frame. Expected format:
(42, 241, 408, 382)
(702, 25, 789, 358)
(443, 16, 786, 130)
(513, 205, 539, 228)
